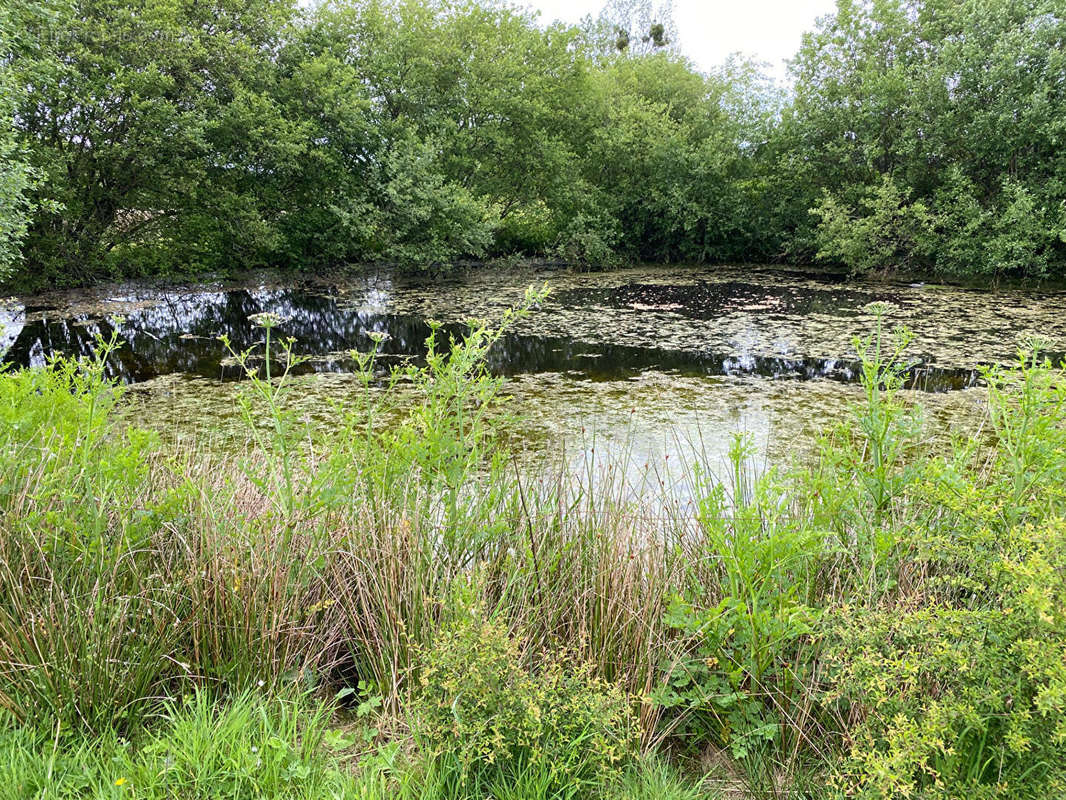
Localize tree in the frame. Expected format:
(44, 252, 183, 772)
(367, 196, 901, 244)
(575, 53, 779, 264)
(788, 0, 1066, 277)
(12, 0, 306, 287)
(0, 0, 60, 282)
(313, 0, 595, 261)
(582, 0, 678, 59)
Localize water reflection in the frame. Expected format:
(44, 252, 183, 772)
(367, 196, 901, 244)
(5, 288, 435, 382)
(486, 334, 978, 391)
(2, 283, 979, 391)
(0, 303, 24, 358)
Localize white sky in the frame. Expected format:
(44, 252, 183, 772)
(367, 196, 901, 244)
(525, 0, 839, 81)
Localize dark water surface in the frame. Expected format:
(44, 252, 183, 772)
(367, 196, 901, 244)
(2, 264, 1060, 470)
(8, 265, 1043, 390)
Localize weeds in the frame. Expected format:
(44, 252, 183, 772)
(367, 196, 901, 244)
(0, 291, 1064, 797)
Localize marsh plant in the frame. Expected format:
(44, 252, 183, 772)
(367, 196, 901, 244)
(0, 290, 1064, 798)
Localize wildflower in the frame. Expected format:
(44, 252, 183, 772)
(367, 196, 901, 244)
(114, 778, 128, 787)
(307, 598, 336, 614)
(367, 330, 390, 343)
(1016, 332, 1050, 353)
(862, 300, 900, 316)
(248, 311, 287, 328)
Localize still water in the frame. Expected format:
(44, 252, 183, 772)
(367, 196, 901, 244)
(3, 264, 1057, 476)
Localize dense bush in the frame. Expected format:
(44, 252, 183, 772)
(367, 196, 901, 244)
(797, 330, 1066, 797)
(792, 0, 1066, 279)
(414, 611, 637, 796)
(822, 527, 1066, 798)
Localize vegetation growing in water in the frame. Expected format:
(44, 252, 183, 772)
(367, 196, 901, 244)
(1, 0, 1063, 288)
(1, 292, 1064, 797)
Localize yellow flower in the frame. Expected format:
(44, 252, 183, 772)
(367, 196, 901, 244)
(114, 778, 128, 786)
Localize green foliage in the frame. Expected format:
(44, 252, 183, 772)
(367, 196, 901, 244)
(0, 693, 703, 800)
(803, 336, 1066, 797)
(646, 319, 1066, 797)
(821, 520, 1066, 798)
(386, 290, 542, 505)
(983, 345, 1066, 527)
(817, 304, 925, 528)
(608, 756, 716, 800)
(374, 135, 494, 268)
(814, 174, 1066, 278)
(654, 437, 822, 785)
(982, 180, 1064, 278)
(0, 691, 363, 799)
(10, 0, 309, 287)
(795, 0, 1066, 278)
(0, 0, 60, 282)
(812, 178, 936, 274)
(414, 610, 637, 797)
(4, 0, 800, 285)
(3, 0, 1065, 284)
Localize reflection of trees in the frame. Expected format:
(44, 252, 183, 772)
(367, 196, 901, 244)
(486, 334, 976, 392)
(6, 289, 439, 382)
(4, 286, 978, 392)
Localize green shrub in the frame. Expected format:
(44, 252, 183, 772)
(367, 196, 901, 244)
(653, 436, 822, 790)
(812, 343, 1066, 797)
(493, 202, 557, 255)
(812, 174, 1066, 280)
(414, 610, 638, 797)
(552, 210, 623, 267)
(811, 177, 936, 275)
(821, 520, 1066, 798)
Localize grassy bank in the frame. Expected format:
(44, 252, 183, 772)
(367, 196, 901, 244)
(1, 292, 1064, 799)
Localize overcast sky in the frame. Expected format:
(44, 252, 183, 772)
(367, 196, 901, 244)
(525, 0, 839, 81)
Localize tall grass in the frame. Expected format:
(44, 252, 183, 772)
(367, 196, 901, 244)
(0, 292, 1064, 797)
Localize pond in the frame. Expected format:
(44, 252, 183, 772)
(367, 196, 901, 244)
(2, 264, 1059, 483)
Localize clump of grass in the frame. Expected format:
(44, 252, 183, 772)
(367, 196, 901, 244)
(0, 337, 187, 731)
(0, 690, 360, 799)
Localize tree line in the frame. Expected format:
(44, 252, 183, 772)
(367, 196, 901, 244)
(1, 0, 1063, 289)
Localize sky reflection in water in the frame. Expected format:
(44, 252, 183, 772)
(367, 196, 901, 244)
(1, 265, 1046, 494)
